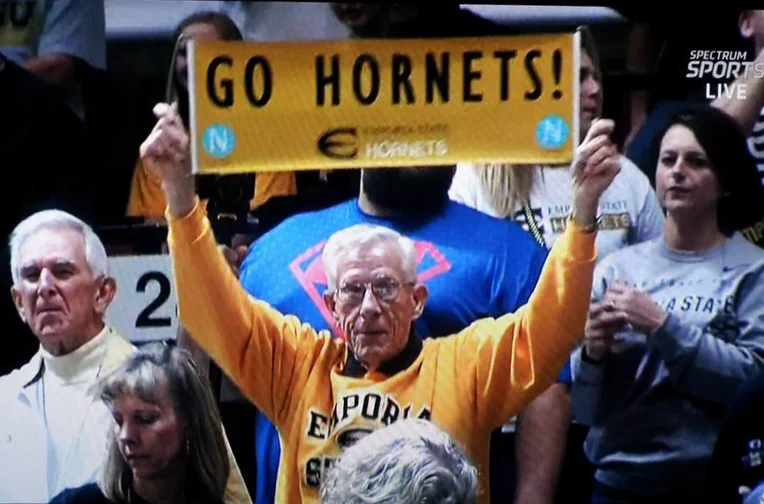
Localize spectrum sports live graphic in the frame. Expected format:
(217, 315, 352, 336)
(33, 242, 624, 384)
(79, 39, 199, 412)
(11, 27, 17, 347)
(686, 49, 764, 99)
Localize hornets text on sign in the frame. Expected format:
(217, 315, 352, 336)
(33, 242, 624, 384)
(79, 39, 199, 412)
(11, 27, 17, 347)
(205, 49, 564, 108)
(189, 33, 578, 173)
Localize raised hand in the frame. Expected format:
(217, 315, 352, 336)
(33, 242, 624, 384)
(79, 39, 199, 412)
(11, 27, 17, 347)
(140, 102, 196, 218)
(571, 118, 621, 226)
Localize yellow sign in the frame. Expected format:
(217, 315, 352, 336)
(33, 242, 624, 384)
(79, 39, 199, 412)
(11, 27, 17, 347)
(189, 33, 579, 174)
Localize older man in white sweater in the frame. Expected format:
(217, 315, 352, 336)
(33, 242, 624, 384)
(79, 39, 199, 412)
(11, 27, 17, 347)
(0, 210, 251, 503)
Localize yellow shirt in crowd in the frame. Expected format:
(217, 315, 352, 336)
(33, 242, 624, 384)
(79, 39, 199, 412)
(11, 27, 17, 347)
(166, 200, 596, 504)
(126, 157, 296, 218)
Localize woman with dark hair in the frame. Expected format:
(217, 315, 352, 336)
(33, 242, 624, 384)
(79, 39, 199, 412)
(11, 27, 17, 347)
(50, 344, 235, 503)
(644, 104, 764, 247)
(571, 104, 764, 503)
(126, 11, 297, 221)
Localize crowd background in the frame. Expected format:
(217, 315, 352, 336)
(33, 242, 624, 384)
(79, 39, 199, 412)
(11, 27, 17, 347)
(3, 2, 764, 504)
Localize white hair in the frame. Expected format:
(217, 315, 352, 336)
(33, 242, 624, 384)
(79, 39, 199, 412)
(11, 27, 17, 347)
(322, 224, 417, 291)
(320, 419, 479, 504)
(9, 210, 108, 285)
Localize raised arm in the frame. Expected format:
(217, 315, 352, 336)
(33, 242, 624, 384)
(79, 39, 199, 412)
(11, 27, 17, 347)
(140, 102, 328, 424)
(461, 119, 622, 427)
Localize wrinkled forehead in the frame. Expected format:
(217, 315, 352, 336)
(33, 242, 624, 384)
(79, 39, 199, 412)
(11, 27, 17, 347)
(18, 226, 88, 268)
(335, 240, 407, 281)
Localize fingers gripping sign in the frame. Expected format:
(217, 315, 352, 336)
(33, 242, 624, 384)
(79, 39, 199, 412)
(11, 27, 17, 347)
(569, 118, 621, 226)
(140, 102, 197, 218)
(141, 102, 190, 178)
(573, 118, 620, 186)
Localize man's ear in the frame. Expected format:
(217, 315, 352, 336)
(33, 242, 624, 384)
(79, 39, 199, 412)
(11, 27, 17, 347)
(94, 277, 117, 316)
(10, 286, 26, 324)
(411, 284, 428, 320)
(323, 292, 339, 322)
(740, 10, 754, 39)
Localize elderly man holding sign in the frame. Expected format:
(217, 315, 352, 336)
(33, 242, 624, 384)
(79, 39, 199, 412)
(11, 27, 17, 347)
(141, 99, 620, 503)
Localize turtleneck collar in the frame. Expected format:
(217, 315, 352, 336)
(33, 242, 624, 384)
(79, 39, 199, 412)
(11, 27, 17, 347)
(342, 331, 423, 379)
(38, 326, 110, 385)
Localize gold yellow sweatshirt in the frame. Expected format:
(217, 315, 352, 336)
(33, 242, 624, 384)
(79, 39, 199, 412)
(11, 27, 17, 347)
(167, 200, 596, 504)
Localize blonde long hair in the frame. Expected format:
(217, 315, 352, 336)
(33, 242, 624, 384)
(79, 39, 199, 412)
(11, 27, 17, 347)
(475, 163, 537, 219)
(97, 344, 230, 503)
(473, 27, 601, 219)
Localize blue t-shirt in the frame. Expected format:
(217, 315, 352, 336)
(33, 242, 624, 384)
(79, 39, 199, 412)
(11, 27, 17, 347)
(240, 198, 553, 504)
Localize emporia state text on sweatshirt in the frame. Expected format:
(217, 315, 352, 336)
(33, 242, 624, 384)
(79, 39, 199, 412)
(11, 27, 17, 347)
(572, 233, 764, 497)
(167, 201, 597, 504)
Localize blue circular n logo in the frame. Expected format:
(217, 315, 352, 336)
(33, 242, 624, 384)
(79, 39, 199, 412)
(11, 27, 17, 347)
(536, 115, 569, 150)
(203, 124, 235, 158)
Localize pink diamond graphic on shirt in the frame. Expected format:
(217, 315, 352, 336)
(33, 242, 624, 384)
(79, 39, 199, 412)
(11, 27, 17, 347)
(289, 240, 452, 338)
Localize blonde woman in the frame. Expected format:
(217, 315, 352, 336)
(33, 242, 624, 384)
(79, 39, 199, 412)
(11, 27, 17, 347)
(51, 344, 236, 504)
(450, 28, 663, 258)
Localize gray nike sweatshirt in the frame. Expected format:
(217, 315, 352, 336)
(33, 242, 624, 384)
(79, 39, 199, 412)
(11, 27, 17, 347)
(571, 232, 764, 497)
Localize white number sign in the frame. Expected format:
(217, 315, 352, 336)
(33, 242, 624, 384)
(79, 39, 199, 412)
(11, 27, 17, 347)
(105, 255, 178, 342)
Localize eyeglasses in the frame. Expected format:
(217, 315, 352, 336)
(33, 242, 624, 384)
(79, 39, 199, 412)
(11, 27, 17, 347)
(335, 277, 413, 304)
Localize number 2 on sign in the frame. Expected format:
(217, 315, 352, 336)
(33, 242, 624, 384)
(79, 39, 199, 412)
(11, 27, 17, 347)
(136, 272, 172, 328)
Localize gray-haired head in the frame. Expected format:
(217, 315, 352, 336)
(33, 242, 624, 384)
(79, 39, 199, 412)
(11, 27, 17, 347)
(9, 209, 108, 285)
(320, 419, 479, 504)
(321, 223, 417, 292)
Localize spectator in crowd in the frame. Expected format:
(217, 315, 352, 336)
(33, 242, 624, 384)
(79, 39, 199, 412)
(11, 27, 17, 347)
(242, 164, 548, 504)
(126, 11, 297, 222)
(140, 99, 621, 504)
(0, 0, 106, 118)
(320, 419, 478, 504)
(449, 27, 664, 503)
(0, 209, 133, 503)
(0, 209, 251, 504)
(624, 11, 764, 250)
(239, 6, 551, 504)
(0, 53, 95, 377)
(571, 105, 764, 503)
(50, 344, 233, 504)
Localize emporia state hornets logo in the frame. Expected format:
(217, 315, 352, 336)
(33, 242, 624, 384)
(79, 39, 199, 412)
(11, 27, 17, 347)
(289, 239, 451, 336)
(318, 127, 358, 159)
